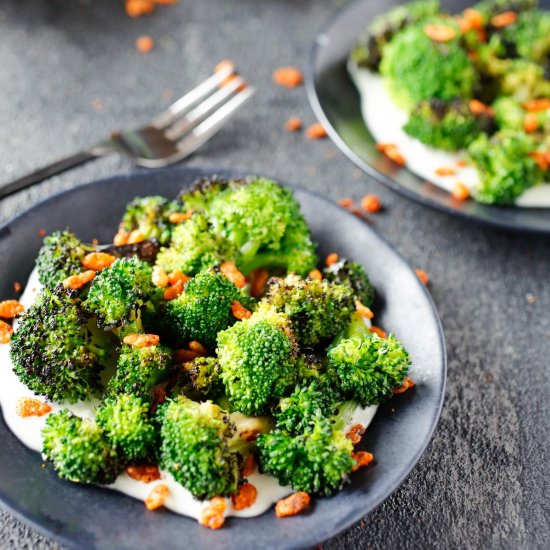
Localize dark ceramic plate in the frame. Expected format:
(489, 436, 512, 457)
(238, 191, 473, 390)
(306, 0, 550, 233)
(0, 167, 446, 550)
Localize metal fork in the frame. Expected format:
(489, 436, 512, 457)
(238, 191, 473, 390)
(0, 65, 254, 200)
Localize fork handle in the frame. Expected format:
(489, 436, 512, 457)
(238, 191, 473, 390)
(0, 149, 109, 200)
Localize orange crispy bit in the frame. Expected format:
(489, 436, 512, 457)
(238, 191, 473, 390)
(273, 66, 304, 88)
(360, 194, 382, 213)
(199, 497, 227, 529)
(523, 99, 550, 112)
(376, 143, 405, 165)
(305, 122, 328, 140)
(275, 492, 310, 518)
(189, 340, 208, 355)
(152, 265, 169, 288)
(355, 299, 374, 319)
(242, 454, 256, 477)
(136, 36, 154, 53)
(123, 333, 160, 348)
(325, 253, 339, 267)
(338, 197, 354, 209)
(524, 113, 539, 133)
(113, 228, 130, 246)
(240, 428, 261, 442)
(231, 301, 252, 320)
(168, 270, 191, 286)
(456, 159, 468, 168)
(0, 300, 24, 319)
(285, 117, 302, 132)
(220, 261, 246, 289)
(491, 11, 517, 27)
(0, 320, 13, 344)
(13, 281, 22, 293)
(423, 24, 456, 42)
(168, 209, 195, 224)
(469, 99, 491, 116)
(231, 482, 258, 511)
(174, 349, 201, 363)
(125, 0, 155, 17)
(529, 151, 550, 171)
(126, 465, 161, 483)
(369, 326, 387, 339)
(62, 270, 96, 290)
(415, 269, 429, 285)
(346, 424, 366, 445)
(127, 229, 146, 244)
(145, 484, 169, 510)
(151, 386, 167, 414)
(308, 269, 322, 281)
(82, 252, 116, 272)
(15, 397, 52, 418)
(435, 167, 456, 177)
(249, 269, 269, 299)
(393, 376, 415, 395)
(163, 279, 184, 300)
(351, 451, 374, 472)
(463, 8, 484, 29)
(452, 182, 470, 201)
(37, 229, 46, 238)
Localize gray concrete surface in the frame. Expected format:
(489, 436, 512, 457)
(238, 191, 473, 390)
(0, 0, 548, 548)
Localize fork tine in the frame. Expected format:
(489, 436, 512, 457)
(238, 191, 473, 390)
(151, 65, 235, 129)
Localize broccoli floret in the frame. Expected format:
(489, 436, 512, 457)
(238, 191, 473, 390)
(166, 267, 249, 349)
(264, 273, 354, 348)
(217, 303, 298, 415)
(327, 332, 410, 406)
(96, 394, 156, 462)
(119, 196, 179, 246)
(403, 99, 494, 151)
(380, 17, 478, 110)
(158, 396, 239, 499)
(499, 9, 550, 63)
(493, 96, 525, 129)
(42, 409, 120, 484)
(499, 60, 550, 101)
(10, 285, 112, 403)
(468, 129, 545, 204)
(105, 343, 173, 400)
(180, 176, 246, 211)
(350, 0, 440, 71)
(470, 0, 538, 25)
(181, 356, 224, 399)
(322, 258, 375, 308)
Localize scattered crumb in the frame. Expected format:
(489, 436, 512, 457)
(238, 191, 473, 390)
(285, 117, 302, 132)
(13, 281, 22, 293)
(415, 269, 429, 285)
(486, 374, 494, 383)
(275, 492, 310, 517)
(360, 194, 382, 213)
(338, 198, 354, 209)
(305, 122, 327, 140)
(145, 484, 169, 510)
(37, 229, 46, 238)
(91, 99, 103, 112)
(526, 293, 536, 304)
(325, 253, 339, 267)
(452, 182, 470, 201)
(352, 169, 362, 178)
(136, 35, 155, 53)
(272, 66, 304, 88)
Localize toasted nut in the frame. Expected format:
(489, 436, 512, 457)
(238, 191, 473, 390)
(305, 122, 327, 140)
(285, 117, 302, 132)
(415, 269, 429, 285)
(529, 151, 550, 171)
(273, 66, 303, 88)
(524, 113, 539, 133)
(369, 326, 387, 339)
(15, 397, 52, 418)
(231, 301, 252, 320)
(199, 497, 226, 529)
(168, 209, 194, 224)
(424, 24, 456, 42)
(152, 266, 169, 287)
(174, 349, 201, 363)
(136, 35, 154, 53)
(393, 376, 415, 395)
(189, 340, 208, 355)
(126, 465, 161, 483)
(220, 261, 246, 289)
(308, 269, 322, 281)
(346, 424, 366, 445)
(355, 300, 374, 319)
(360, 194, 382, 213)
(275, 492, 310, 518)
(523, 99, 550, 112)
(0, 320, 13, 344)
(325, 253, 339, 267)
(145, 484, 169, 510)
(123, 333, 160, 348)
(62, 270, 96, 290)
(249, 269, 269, 299)
(338, 197, 354, 209)
(82, 252, 116, 272)
(113, 228, 130, 246)
(0, 300, 24, 319)
(376, 143, 405, 165)
(491, 11, 517, 27)
(168, 270, 191, 286)
(351, 451, 374, 472)
(163, 280, 184, 300)
(231, 482, 257, 511)
(242, 454, 256, 477)
(452, 182, 470, 201)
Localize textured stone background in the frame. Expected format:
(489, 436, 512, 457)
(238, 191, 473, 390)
(0, 0, 549, 549)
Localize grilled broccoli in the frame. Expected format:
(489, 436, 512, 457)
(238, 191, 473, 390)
(499, 60, 550, 101)
(470, 0, 538, 25)
(96, 394, 156, 462)
(42, 409, 120, 484)
(350, 0, 440, 71)
(264, 273, 355, 348)
(158, 396, 239, 499)
(217, 303, 298, 415)
(180, 356, 224, 399)
(322, 258, 375, 308)
(493, 96, 550, 131)
(468, 129, 545, 204)
(10, 285, 112, 403)
(105, 343, 173, 400)
(380, 17, 478, 110)
(166, 267, 250, 349)
(327, 332, 410, 406)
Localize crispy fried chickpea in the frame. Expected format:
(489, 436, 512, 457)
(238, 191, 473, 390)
(275, 492, 310, 518)
(0, 300, 24, 319)
(145, 484, 169, 510)
(15, 397, 52, 418)
(123, 333, 160, 348)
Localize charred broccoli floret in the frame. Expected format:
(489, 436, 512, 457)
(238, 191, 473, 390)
(42, 409, 120, 484)
(96, 394, 156, 462)
(499, 9, 550, 63)
(158, 396, 239, 499)
(468, 129, 545, 204)
(217, 303, 298, 415)
(499, 60, 550, 101)
(322, 258, 375, 308)
(470, 0, 538, 25)
(10, 285, 112, 403)
(380, 17, 478, 110)
(181, 356, 224, 399)
(264, 273, 354, 348)
(493, 96, 550, 131)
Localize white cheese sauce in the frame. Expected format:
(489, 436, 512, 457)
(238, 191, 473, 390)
(348, 64, 550, 208)
(0, 267, 378, 521)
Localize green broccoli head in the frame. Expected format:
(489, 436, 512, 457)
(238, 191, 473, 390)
(105, 343, 173, 400)
(119, 196, 179, 246)
(158, 396, 239, 499)
(350, 0, 440, 71)
(327, 332, 410, 406)
(403, 99, 494, 151)
(10, 285, 111, 403)
(42, 409, 121, 484)
(499, 60, 550, 102)
(96, 394, 156, 463)
(322, 258, 375, 308)
(471, 0, 538, 25)
(180, 176, 246, 211)
(468, 129, 545, 204)
(380, 17, 478, 110)
(217, 303, 298, 415)
(166, 267, 249, 349)
(264, 273, 355, 348)
(181, 356, 224, 399)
